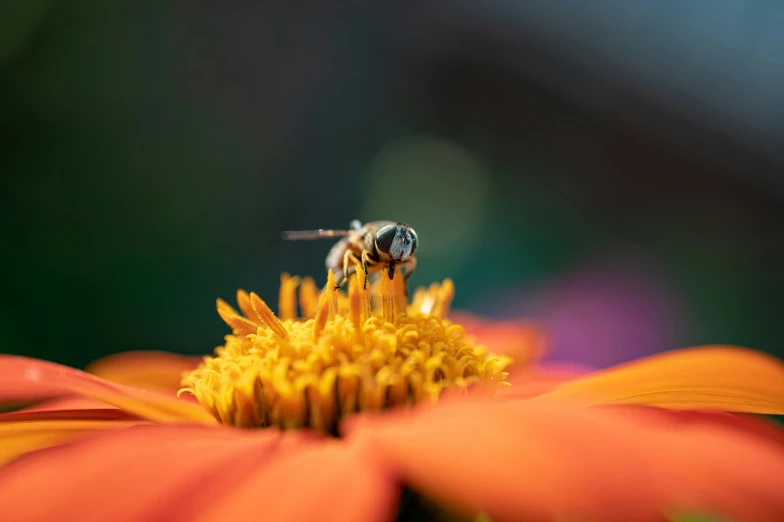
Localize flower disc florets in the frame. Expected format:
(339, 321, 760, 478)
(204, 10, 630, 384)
(180, 266, 512, 432)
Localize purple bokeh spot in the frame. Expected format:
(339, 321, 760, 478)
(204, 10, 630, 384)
(489, 252, 689, 368)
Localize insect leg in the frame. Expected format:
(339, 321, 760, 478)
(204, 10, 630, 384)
(334, 250, 353, 289)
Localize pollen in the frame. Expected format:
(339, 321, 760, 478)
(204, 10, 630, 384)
(179, 265, 513, 432)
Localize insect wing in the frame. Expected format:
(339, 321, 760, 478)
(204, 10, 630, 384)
(280, 229, 353, 241)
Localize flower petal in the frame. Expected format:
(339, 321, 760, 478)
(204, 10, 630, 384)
(0, 424, 284, 522)
(451, 312, 547, 364)
(499, 363, 592, 400)
(196, 437, 398, 522)
(0, 355, 216, 424)
(540, 346, 784, 413)
(0, 409, 149, 467)
(0, 408, 139, 423)
(19, 396, 118, 412)
(618, 407, 784, 522)
(349, 398, 662, 522)
(86, 351, 201, 394)
(348, 397, 784, 522)
(601, 406, 784, 452)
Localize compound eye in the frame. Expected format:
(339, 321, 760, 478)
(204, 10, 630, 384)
(407, 229, 418, 254)
(375, 225, 398, 255)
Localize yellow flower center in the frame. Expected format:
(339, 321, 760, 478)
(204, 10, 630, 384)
(180, 266, 512, 432)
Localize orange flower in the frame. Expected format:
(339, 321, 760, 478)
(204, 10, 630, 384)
(1, 268, 784, 522)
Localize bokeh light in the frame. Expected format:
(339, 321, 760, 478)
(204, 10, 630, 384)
(361, 134, 491, 280)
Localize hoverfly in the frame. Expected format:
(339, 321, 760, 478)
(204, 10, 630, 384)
(281, 219, 418, 290)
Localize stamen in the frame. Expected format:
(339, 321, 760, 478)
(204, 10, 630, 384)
(299, 277, 320, 319)
(249, 292, 287, 338)
(348, 274, 361, 328)
(180, 271, 516, 433)
(326, 270, 339, 319)
(380, 269, 396, 324)
(356, 263, 371, 323)
(393, 269, 408, 317)
(278, 273, 300, 321)
(313, 285, 332, 338)
(415, 283, 440, 315)
(433, 279, 455, 318)
(236, 290, 256, 321)
(216, 299, 258, 336)
(410, 287, 427, 312)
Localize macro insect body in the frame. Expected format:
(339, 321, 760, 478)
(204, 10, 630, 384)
(281, 220, 418, 290)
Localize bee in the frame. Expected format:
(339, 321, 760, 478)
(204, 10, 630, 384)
(281, 219, 418, 290)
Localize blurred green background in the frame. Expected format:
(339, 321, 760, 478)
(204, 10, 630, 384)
(2, 1, 783, 369)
